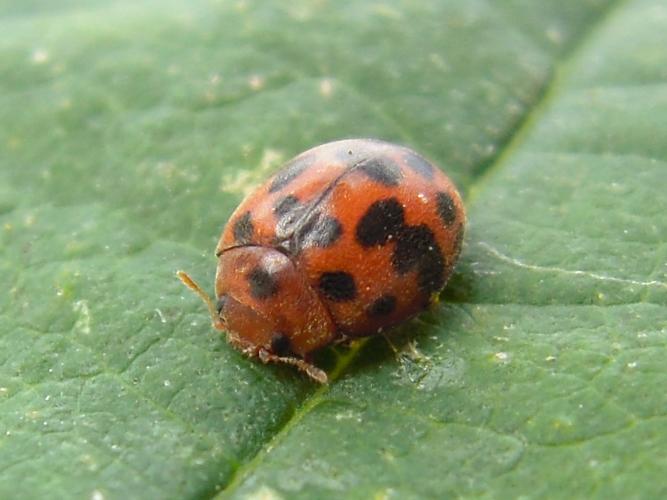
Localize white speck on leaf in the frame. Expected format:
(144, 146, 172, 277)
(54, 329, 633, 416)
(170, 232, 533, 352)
(31, 48, 49, 64)
(494, 351, 510, 363)
(319, 78, 334, 97)
(23, 214, 36, 226)
(90, 490, 104, 500)
(334, 410, 363, 422)
(73, 300, 91, 334)
(246, 485, 284, 500)
(248, 74, 264, 90)
(155, 308, 167, 323)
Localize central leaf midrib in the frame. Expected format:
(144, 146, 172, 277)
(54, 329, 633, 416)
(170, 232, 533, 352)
(213, 0, 630, 497)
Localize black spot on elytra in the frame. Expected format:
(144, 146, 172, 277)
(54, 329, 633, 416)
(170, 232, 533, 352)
(436, 191, 457, 227)
(417, 250, 445, 295)
(269, 156, 311, 193)
(355, 198, 405, 247)
(233, 211, 254, 244)
(297, 211, 342, 249)
(392, 225, 437, 274)
(367, 295, 397, 317)
(359, 157, 402, 186)
(318, 271, 357, 302)
(248, 266, 279, 300)
(216, 294, 228, 315)
(270, 333, 291, 356)
(274, 195, 308, 241)
(404, 152, 434, 180)
(273, 195, 300, 217)
(392, 225, 446, 294)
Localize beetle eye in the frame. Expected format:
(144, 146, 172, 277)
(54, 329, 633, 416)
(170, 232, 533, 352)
(215, 295, 228, 317)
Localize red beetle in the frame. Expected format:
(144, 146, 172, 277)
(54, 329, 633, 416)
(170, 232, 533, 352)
(179, 139, 465, 383)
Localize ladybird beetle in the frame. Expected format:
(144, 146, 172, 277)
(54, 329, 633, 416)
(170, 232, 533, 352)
(178, 139, 465, 383)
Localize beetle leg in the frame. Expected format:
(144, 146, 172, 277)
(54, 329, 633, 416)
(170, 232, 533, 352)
(381, 331, 400, 354)
(258, 349, 328, 384)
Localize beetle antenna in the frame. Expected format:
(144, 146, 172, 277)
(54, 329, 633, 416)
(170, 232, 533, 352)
(176, 270, 223, 329)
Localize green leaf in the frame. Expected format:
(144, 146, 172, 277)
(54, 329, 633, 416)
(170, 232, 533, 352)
(1, 0, 665, 498)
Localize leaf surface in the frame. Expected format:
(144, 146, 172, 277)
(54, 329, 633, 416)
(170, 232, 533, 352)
(2, 1, 665, 498)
